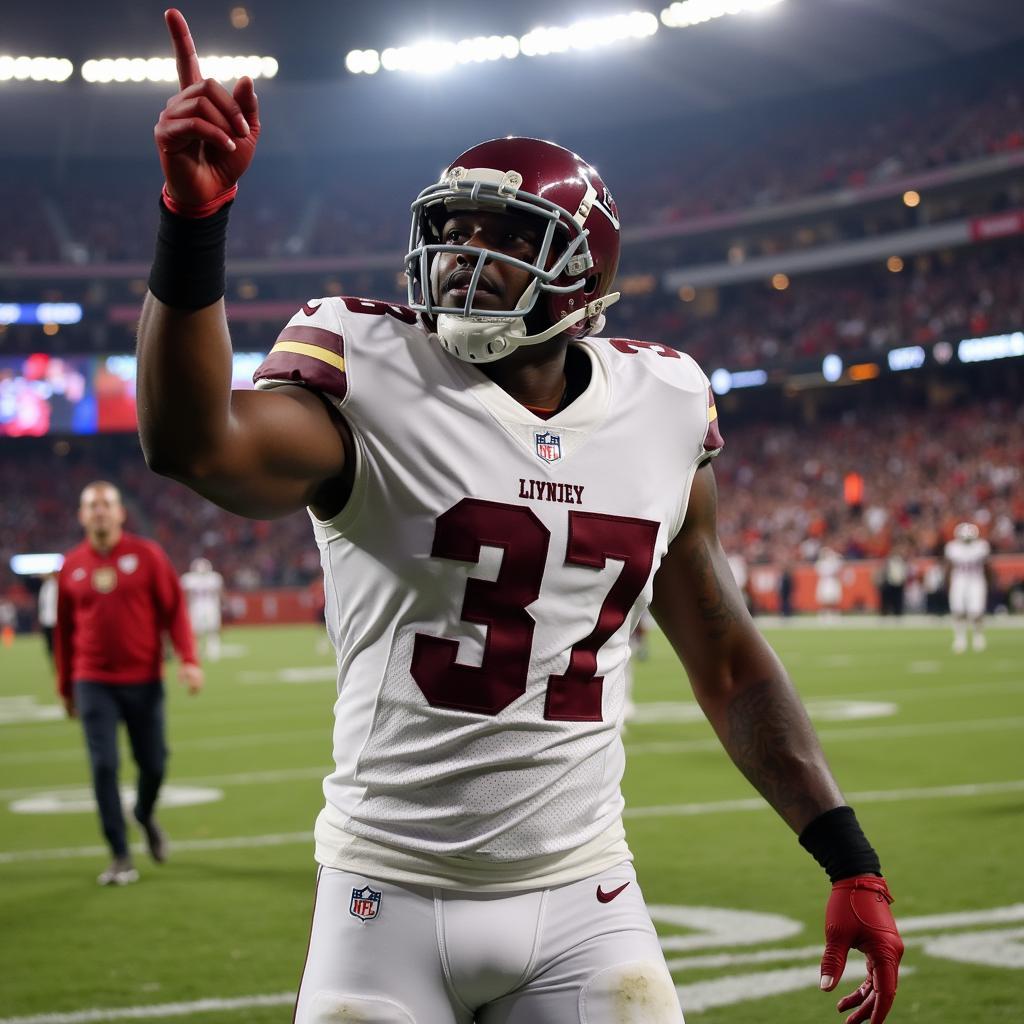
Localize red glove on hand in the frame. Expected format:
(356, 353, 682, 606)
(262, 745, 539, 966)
(153, 9, 260, 215)
(820, 875, 904, 1024)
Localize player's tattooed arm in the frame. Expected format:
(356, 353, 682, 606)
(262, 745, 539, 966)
(651, 465, 843, 833)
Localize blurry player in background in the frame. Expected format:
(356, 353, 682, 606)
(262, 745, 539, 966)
(38, 571, 58, 663)
(815, 546, 844, 618)
(945, 522, 990, 653)
(727, 550, 751, 612)
(622, 612, 653, 723)
(181, 557, 224, 660)
(136, 11, 903, 1021)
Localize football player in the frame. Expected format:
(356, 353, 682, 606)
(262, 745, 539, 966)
(944, 522, 991, 653)
(180, 557, 224, 660)
(137, 10, 903, 1022)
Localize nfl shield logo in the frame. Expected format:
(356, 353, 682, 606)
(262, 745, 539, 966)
(349, 885, 381, 921)
(535, 431, 562, 463)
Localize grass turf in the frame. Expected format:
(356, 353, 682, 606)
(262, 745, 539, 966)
(0, 621, 1022, 1022)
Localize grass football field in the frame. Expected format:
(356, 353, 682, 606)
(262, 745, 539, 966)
(1, 621, 1022, 1023)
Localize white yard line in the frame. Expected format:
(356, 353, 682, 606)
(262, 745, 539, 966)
(0, 729, 326, 767)
(0, 831, 312, 865)
(0, 767, 327, 802)
(4, 909, 1017, 1024)
(3, 779, 1023, 865)
(0, 994, 295, 1024)
(5, 711, 1021, 801)
(626, 714, 1024, 755)
(624, 779, 1024, 819)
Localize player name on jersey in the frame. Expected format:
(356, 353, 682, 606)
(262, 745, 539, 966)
(517, 479, 585, 505)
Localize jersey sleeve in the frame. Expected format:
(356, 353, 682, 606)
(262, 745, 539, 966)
(603, 338, 723, 465)
(253, 299, 348, 404)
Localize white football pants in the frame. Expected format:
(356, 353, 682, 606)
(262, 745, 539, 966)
(949, 577, 986, 619)
(293, 862, 683, 1024)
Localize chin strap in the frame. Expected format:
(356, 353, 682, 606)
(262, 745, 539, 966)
(436, 292, 621, 363)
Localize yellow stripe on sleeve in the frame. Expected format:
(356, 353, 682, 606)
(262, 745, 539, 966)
(708, 405, 718, 422)
(271, 340, 345, 372)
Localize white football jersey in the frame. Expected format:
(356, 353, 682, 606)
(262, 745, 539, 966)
(255, 297, 722, 888)
(181, 569, 224, 632)
(944, 538, 990, 578)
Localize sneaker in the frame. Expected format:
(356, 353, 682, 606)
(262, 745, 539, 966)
(952, 635, 967, 654)
(972, 633, 987, 652)
(134, 812, 168, 864)
(97, 856, 139, 886)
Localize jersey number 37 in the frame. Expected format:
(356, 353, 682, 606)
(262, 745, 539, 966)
(411, 498, 658, 722)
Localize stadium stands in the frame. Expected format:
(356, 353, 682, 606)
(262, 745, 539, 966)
(3, 47, 1023, 619)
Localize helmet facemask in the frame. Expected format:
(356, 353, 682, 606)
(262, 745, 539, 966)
(405, 165, 617, 363)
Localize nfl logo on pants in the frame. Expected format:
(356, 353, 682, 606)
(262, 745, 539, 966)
(349, 885, 382, 921)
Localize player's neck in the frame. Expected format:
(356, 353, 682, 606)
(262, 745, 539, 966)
(481, 338, 568, 411)
(88, 528, 123, 555)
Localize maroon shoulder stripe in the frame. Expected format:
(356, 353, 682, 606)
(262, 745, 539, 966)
(254, 350, 348, 401)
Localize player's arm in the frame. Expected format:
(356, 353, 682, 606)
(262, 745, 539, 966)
(651, 464, 842, 830)
(651, 464, 902, 1023)
(136, 9, 348, 520)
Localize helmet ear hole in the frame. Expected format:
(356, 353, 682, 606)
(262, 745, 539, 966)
(584, 275, 598, 293)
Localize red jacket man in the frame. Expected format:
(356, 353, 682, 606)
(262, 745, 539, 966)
(56, 480, 203, 885)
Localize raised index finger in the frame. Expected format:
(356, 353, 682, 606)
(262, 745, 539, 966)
(165, 8, 201, 89)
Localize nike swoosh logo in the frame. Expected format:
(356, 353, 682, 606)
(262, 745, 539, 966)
(302, 301, 322, 317)
(596, 882, 630, 904)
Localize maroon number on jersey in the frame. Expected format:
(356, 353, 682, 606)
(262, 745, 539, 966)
(412, 500, 659, 721)
(340, 296, 418, 325)
(545, 512, 659, 721)
(411, 500, 549, 715)
(608, 338, 681, 359)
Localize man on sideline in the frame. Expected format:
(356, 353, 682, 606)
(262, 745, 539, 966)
(56, 481, 203, 885)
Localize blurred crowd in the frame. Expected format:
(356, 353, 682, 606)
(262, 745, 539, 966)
(715, 400, 1024, 565)
(3, 232, 1022, 384)
(1, 62, 1021, 266)
(2, 399, 1020, 615)
(613, 241, 1024, 369)
(0, 439, 319, 607)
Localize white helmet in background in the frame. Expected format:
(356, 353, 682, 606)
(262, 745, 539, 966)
(953, 522, 979, 542)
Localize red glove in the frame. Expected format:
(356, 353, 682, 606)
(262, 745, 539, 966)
(819, 875, 903, 1024)
(153, 9, 260, 215)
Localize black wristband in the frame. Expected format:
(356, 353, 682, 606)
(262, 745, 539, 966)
(799, 805, 882, 883)
(148, 197, 232, 310)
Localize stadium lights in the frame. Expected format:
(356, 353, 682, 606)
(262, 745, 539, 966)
(822, 354, 843, 383)
(710, 367, 768, 395)
(380, 36, 519, 75)
(345, 11, 658, 75)
(81, 55, 278, 84)
(0, 56, 74, 83)
(0, 303, 83, 325)
(10, 554, 65, 576)
(957, 331, 1024, 364)
(661, 0, 785, 29)
(520, 12, 659, 55)
(887, 346, 926, 372)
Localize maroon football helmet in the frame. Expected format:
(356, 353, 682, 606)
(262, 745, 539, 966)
(406, 137, 621, 362)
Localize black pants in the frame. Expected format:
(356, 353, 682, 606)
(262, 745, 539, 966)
(74, 680, 167, 858)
